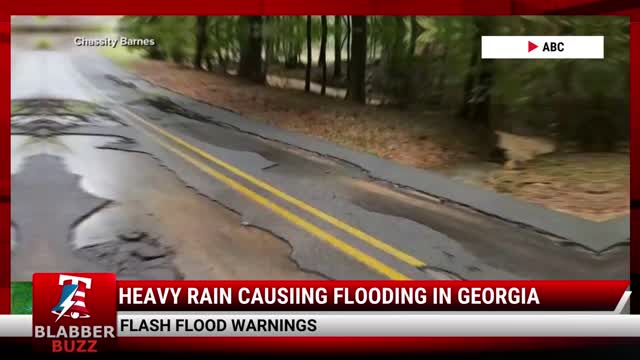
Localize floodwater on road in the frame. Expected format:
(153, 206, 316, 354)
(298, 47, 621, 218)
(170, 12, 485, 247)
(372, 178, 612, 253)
(8, 31, 628, 281)
(11, 132, 321, 281)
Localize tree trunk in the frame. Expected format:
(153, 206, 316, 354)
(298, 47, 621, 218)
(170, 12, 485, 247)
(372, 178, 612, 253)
(407, 16, 419, 103)
(148, 46, 166, 60)
(472, 56, 494, 127)
(305, 16, 312, 92)
(238, 16, 265, 83)
(264, 16, 272, 76)
(216, 48, 226, 71)
(435, 45, 448, 103)
(347, 16, 367, 103)
(460, 17, 497, 159)
(409, 16, 418, 58)
(193, 16, 209, 70)
(285, 42, 299, 68)
(369, 26, 375, 62)
(461, 17, 494, 127)
(383, 16, 409, 104)
(459, 32, 480, 120)
(333, 16, 342, 79)
(144, 17, 166, 60)
(212, 19, 226, 72)
(320, 16, 328, 95)
(346, 16, 352, 81)
(205, 56, 214, 71)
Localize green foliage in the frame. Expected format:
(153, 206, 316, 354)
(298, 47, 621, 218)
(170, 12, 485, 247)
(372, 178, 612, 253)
(412, 16, 628, 150)
(11, 282, 32, 314)
(269, 16, 307, 66)
(488, 16, 629, 149)
(120, 16, 195, 63)
(100, 45, 144, 69)
(35, 38, 52, 50)
(116, 15, 629, 151)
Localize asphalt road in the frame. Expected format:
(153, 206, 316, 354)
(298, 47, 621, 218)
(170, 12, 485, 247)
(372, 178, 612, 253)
(9, 33, 630, 281)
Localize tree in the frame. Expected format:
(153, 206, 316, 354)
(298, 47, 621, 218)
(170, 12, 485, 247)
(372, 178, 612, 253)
(346, 16, 351, 80)
(460, 17, 497, 158)
(193, 16, 209, 70)
(409, 16, 418, 58)
(117, 15, 629, 153)
(305, 16, 312, 92)
(333, 16, 342, 78)
(347, 16, 367, 103)
(381, 16, 410, 105)
(319, 16, 328, 95)
(459, 20, 480, 120)
(461, 17, 494, 125)
(212, 17, 228, 71)
(407, 16, 419, 103)
(120, 16, 167, 60)
(280, 16, 305, 69)
(238, 16, 265, 83)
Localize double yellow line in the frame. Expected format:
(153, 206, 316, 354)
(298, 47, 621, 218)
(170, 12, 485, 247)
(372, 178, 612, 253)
(68, 67, 426, 278)
(117, 107, 426, 280)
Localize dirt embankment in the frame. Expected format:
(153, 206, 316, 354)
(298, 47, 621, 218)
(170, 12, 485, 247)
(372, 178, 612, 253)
(126, 59, 629, 221)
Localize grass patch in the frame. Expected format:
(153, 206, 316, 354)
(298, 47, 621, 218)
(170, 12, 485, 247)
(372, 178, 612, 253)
(11, 282, 32, 314)
(486, 153, 629, 221)
(100, 45, 145, 69)
(35, 38, 52, 50)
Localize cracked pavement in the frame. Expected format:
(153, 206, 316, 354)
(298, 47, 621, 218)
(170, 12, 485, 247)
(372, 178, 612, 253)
(10, 33, 629, 281)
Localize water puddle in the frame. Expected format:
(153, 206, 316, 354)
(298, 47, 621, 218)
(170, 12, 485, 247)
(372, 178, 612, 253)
(12, 133, 169, 248)
(10, 100, 184, 279)
(140, 96, 365, 179)
(11, 130, 320, 280)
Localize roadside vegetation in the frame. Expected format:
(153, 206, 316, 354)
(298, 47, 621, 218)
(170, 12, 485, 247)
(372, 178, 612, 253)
(99, 45, 146, 69)
(110, 16, 629, 220)
(34, 38, 52, 50)
(11, 282, 32, 314)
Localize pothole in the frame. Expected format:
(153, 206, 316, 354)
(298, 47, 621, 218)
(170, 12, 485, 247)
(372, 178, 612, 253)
(105, 74, 138, 89)
(77, 229, 182, 280)
(140, 96, 213, 123)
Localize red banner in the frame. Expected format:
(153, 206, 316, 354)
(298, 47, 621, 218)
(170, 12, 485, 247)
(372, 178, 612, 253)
(0, 20, 8, 316)
(2, 0, 638, 16)
(22, 273, 634, 354)
(116, 337, 640, 355)
(117, 280, 629, 311)
(1, 0, 637, 320)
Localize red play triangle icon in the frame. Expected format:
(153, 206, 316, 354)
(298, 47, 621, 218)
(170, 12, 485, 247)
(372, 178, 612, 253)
(528, 41, 538, 52)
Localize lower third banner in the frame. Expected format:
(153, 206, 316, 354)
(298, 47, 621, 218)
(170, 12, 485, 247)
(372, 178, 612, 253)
(20, 273, 635, 353)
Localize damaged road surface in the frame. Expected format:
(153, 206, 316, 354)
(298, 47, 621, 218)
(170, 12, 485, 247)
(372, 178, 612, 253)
(11, 100, 322, 281)
(9, 39, 629, 281)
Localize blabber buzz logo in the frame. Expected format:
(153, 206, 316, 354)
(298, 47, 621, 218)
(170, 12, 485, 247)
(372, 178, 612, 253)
(33, 273, 117, 353)
(52, 275, 92, 321)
